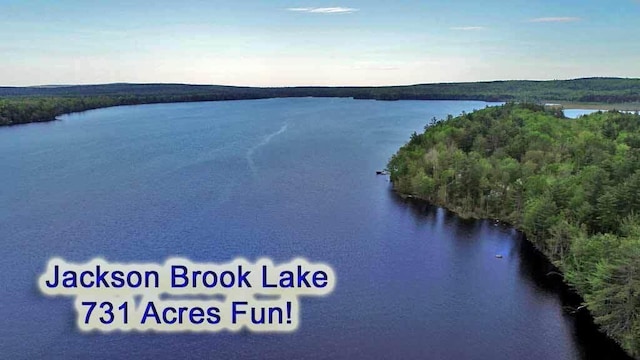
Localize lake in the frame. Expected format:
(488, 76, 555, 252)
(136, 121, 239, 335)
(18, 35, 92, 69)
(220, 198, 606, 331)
(0, 98, 629, 359)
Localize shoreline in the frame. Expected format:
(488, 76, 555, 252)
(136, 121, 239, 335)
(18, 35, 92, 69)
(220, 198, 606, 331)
(2, 97, 497, 127)
(2, 96, 639, 128)
(394, 189, 634, 359)
(549, 101, 640, 111)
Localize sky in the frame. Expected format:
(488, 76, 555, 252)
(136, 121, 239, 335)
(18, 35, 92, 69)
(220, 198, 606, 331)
(1, 0, 639, 86)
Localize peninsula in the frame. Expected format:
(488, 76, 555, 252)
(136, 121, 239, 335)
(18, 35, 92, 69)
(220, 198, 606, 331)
(388, 103, 640, 358)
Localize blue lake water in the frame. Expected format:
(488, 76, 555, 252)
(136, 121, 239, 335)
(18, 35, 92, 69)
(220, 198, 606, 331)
(564, 109, 600, 118)
(0, 98, 629, 359)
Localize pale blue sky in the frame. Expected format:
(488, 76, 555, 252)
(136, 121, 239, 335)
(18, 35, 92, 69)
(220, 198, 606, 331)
(1, 0, 639, 86)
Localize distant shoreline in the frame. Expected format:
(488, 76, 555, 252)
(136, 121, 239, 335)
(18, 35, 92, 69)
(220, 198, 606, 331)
(549, 102, 640, 111)
(2, 78, 640, 126)
(2, 97, 639, 128)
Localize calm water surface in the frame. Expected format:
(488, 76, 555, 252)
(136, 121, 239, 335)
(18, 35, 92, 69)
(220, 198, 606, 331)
(0, 99, 629, 359)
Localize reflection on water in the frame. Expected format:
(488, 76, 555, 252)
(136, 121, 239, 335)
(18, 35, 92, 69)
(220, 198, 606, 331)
(515, 236, 631, 360)
(399, 195, 631, 360)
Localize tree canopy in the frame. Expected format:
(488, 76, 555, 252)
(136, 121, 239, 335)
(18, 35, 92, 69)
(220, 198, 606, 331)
(388, 103, 640, 358)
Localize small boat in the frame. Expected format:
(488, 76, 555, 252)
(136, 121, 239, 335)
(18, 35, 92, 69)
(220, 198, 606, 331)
(495, 254, 503, 259)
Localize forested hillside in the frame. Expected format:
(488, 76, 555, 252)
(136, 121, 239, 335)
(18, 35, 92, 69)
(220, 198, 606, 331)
(2, 77, 640, 126)
(388, 103, 640, 357)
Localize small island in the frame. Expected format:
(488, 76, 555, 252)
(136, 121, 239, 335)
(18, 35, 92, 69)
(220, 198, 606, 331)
(388, 103, 640, 358)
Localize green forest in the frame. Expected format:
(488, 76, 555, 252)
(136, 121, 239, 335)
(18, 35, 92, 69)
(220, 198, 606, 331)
(2, 77, 640, 126)
(388, 103, 640, 357)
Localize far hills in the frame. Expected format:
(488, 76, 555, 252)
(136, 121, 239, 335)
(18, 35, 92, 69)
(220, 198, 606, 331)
(1, 77, 639, 126)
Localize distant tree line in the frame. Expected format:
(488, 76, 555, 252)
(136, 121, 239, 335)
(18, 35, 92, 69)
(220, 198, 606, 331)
(2, 77, 640, 126)
(388, 103, 640, 358)
(0, 95, 270, 126)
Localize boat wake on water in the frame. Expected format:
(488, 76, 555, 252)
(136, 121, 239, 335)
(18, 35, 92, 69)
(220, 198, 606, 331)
(246, 123, 288, 176)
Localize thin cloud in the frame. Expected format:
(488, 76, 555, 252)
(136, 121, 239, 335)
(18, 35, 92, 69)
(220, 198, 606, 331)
(528, 17, 581, 23)
(286, 7, 359, 14)
(450, 26, 485, 31)
(356, 66, 400, 71)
